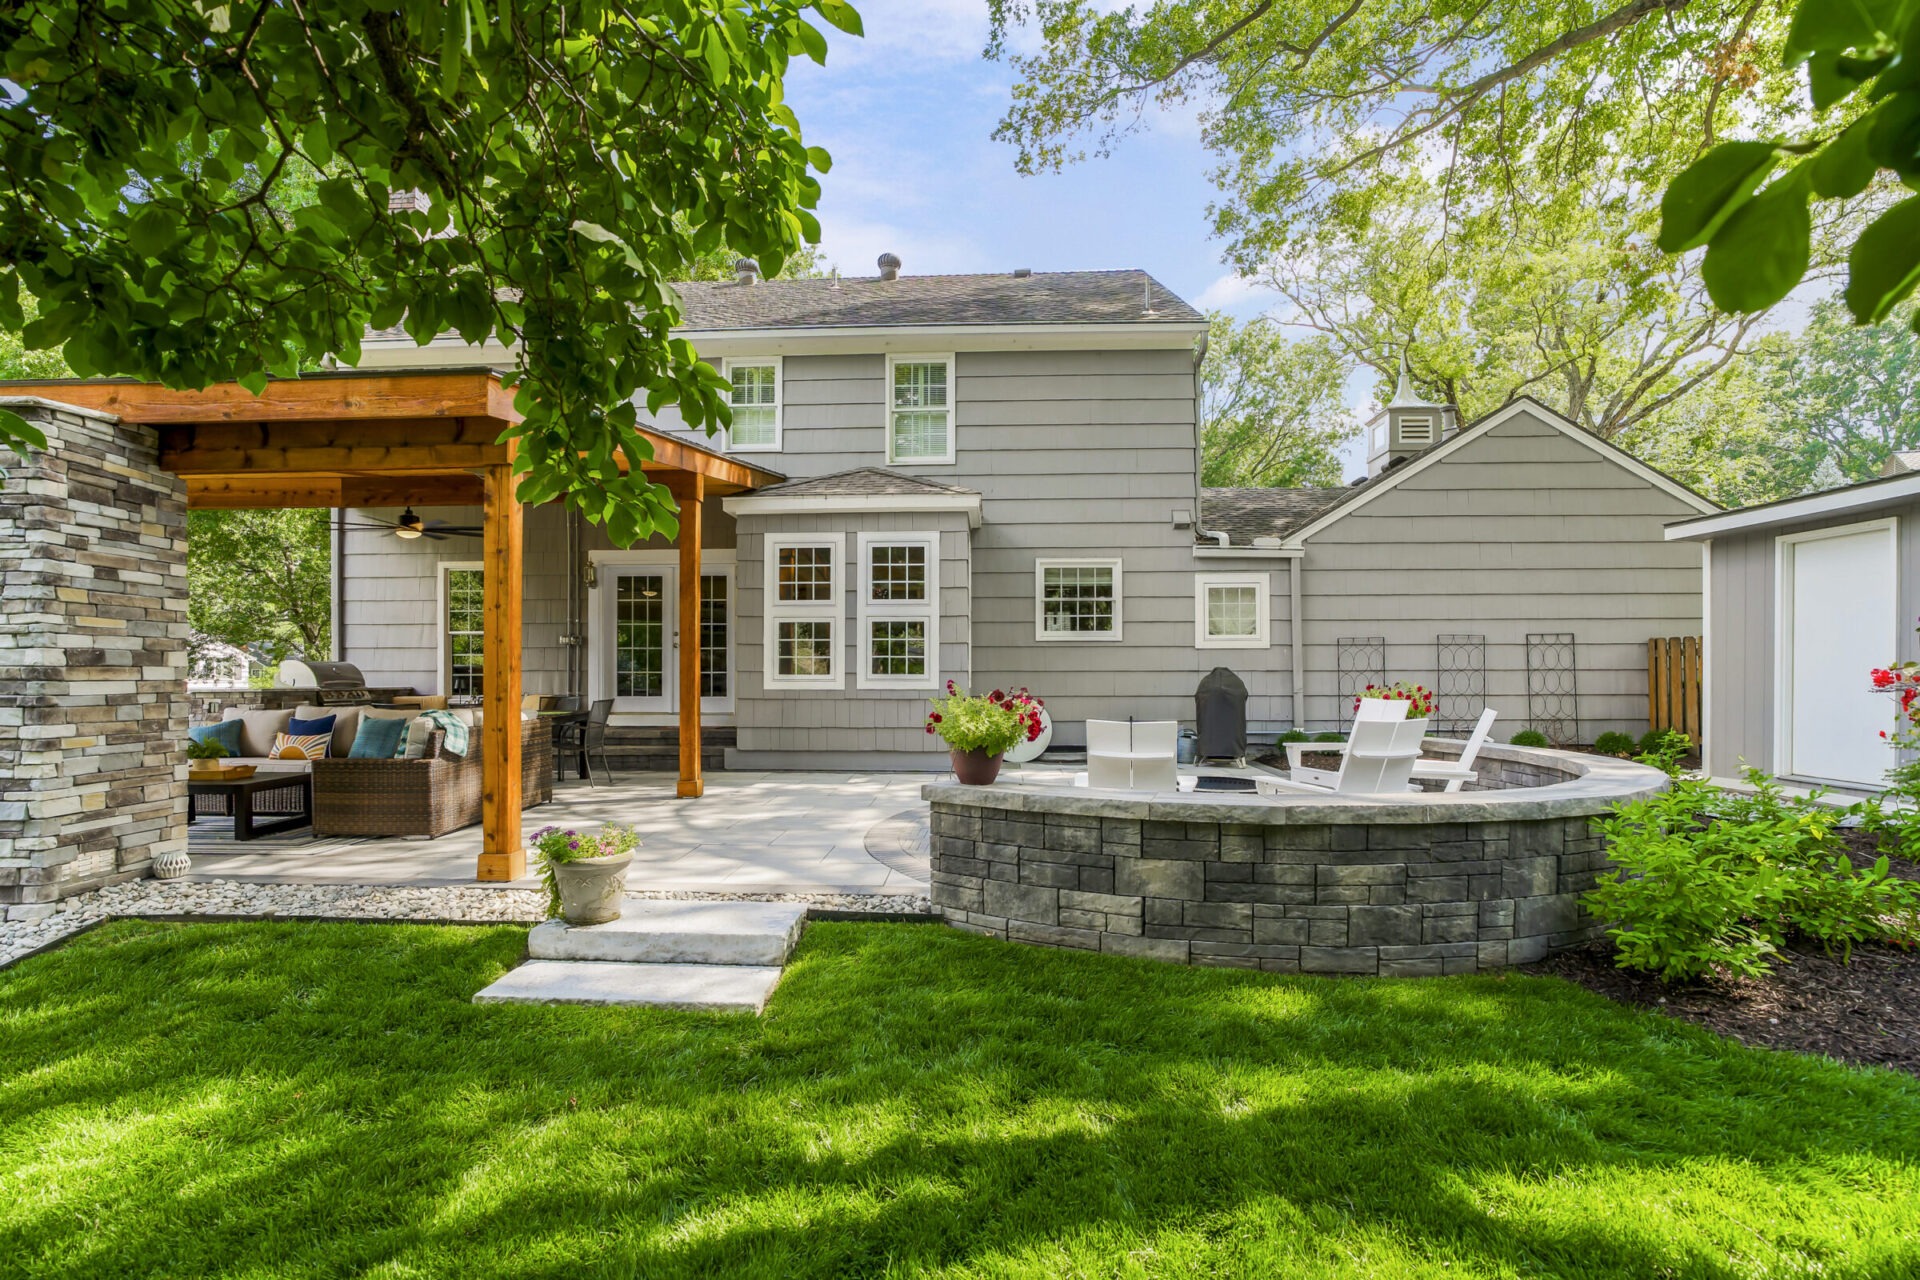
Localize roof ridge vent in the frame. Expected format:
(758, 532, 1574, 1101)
(877, 252, 902, 281)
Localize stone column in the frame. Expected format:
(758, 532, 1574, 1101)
(0, 398, 188, 920)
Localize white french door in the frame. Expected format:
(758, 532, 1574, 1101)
(592, 557, 734, 717)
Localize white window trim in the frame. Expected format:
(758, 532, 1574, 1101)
(437, 561, 486, 698)
(764, 533, 845, 689)
(1194, 573, 1270, 650)
(720, 356, 782, 453)
(585, 548, 737, 716)
(1034, 557, 1123, 643)
(857, 531, 941, 690)
(885, 352, 956, 465)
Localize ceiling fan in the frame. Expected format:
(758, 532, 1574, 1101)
(340, 507, 484, 541)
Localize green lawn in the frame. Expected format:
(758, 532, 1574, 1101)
(1, 921, 1917, 1279)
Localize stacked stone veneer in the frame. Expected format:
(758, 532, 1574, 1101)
(926, 750, 1660, 976)
(1, 400, 188, 920)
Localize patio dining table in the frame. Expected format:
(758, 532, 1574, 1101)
(539, 709, 590, 781)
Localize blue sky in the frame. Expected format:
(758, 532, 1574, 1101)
(784, 1, 1265, 320)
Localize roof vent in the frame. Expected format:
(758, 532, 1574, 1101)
(734, 257, 760, 286)
(877, 252, 902, 281)
(1013, 267, 1032, 278)
(1142, 276, 1159, 316)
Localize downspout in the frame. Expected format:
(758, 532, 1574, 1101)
(331, 507, 346, 661)
(1289, 556, 1305, 731)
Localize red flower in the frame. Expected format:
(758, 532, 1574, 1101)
(1874, 669, 1895, 687)
(990, 689, 1005, 702)
(946, 679, 957, 695)
(925, 724, 937, 735)
(929, 712, 942, 724)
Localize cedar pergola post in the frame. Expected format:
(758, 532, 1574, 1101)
(677, 473, 705, 798)
(476, 459, 525, 881)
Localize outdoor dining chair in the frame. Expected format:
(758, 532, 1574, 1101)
(1265, 715, 1427, 795)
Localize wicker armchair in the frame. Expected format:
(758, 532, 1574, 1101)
(311, 720, 554, 838)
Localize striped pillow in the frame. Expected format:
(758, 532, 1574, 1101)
(271, 730, 331, 761)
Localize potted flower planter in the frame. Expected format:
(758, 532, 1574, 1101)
(949, 747, 1005, 786)
(551, 850, 633, 925)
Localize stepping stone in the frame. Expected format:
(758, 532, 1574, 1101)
(473, 960, 784, 1013)
(528, 900, 807, 966)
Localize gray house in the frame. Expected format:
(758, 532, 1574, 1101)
(1667, 474, 1920, 790)
(334, 264, 1711, 767)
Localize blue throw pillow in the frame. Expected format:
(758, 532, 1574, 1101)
(188, 720, 245, 756)
(348, 715, 410, 759)
(289, 714, 337, 738)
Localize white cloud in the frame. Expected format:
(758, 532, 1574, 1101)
(1194, 272, 1281, 313)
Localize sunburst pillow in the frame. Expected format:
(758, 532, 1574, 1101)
(271, 730, 332, 761)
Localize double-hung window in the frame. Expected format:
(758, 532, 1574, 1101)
(1035, 558, 1122, 642)
(1194, 574, 1270, 649)
(887, 354, 954, 464)
(443, 564, 486, 696)
(723, 358, 781, 451)
(858, 533, 939, 689)
(764, 535, 842, 688)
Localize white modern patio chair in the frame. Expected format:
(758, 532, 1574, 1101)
(1410, 708, 1498, 792)
(1082, 719, 1180, 792)
(1267, 715, 1426, 795)
(1282, 697, 1409, 789)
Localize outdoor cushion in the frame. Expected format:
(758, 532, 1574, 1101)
(188, 720, 245, 757)
(220, 707, 295, 758)
(401, 716, 437, 760)
(288, 713, 336, 738)
(348, 715, 410, 759)
(296, 704, 361, 758)
(271, 730, 332, 761)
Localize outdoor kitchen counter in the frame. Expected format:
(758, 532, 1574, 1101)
(920, 744, 1665, 977)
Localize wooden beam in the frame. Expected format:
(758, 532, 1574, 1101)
(476, 462, 526, 883)
(160, 418, 511, 474)
(632, 429, 778, 491)
(183, 473, 487, 510)
(0, 371, 521, 425)
(677, 474, 705, 799)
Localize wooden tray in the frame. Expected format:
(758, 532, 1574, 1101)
(188, 764, 258, 782)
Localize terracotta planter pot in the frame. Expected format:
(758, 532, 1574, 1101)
(949, 748, 1006, 786)
(552, 851, 632, 925)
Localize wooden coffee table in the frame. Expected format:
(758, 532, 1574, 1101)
(187, 773, 313, 841)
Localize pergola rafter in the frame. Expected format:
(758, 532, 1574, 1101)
(2, 369, 778, 882)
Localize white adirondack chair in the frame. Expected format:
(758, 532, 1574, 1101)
(1082, 719, 1180, 792)
(1283, 697, 1409, 788)
(1410, 708, 1498, 792)
(1267, 715, 1426, 795)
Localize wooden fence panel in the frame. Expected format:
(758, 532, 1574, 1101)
(1647, 636, 1703, 744)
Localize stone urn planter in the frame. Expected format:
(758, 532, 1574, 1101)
(949, 748, 1006, 786)
(552, 851, 632, 925)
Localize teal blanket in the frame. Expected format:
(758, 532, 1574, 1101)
(419, 710, 470, 760)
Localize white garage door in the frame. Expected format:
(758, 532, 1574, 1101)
(1780, 521, 1897, 787)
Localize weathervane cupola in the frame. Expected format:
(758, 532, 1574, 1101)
(1368, 353, 1458, 478)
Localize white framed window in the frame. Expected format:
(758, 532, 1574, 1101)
(436, 563, 487, 697)
(722, 357, 781, 451)
(886, 353, 955, 464)
(1035, 558, 1122, 642)
(764, 534, 844, 688)
(858, 532, 940, 689)
(1194, 573, 1270, 649)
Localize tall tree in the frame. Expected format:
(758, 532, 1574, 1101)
(1758, 298, 1920, 482)
(0, 0, 859, 544)
(187, 508, 333, 666)
(1199, 314, 1354, 487)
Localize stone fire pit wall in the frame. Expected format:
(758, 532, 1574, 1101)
(922, 745, 1667, 976)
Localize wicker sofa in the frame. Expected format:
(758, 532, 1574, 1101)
(310, 720, 554, 838)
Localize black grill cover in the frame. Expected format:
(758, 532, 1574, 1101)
(1195, 667, 1248, 760)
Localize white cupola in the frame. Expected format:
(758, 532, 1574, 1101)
(1367, 354, 1458, 478)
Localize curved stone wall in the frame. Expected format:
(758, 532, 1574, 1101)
(922, 745, 1666, 976)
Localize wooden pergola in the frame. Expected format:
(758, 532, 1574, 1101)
(10, 369, 780, 882)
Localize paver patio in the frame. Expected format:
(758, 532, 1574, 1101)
(184, 770, 942, 894)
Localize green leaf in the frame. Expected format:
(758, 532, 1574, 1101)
(126, 204, 176, 258)
(1658, 142, 1781, 253)
(1701, 175, 1813, 312)
(1808, 51, 1866, 110)
(813, 0, 863, 37)
(1785, 0, 1887, 65)
(1812, 117, 1881, 195)
(236, 368, 269, 396)
(1844, 195, 1920, 321)
(793, 19, 828, 64)
(806, 145, 832, 173)
(0, 408, 49, 454)
(442, 0, 468, 99)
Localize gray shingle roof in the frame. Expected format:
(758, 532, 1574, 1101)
(1200, 487, 1352, 545)
(751, 467, 979, 498)
(674, 270, 1202, 330)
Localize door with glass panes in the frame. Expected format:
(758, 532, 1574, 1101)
(598, 565, 733, 714)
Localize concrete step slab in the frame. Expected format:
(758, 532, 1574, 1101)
(473, 960, 784, 1012)
(527, 900, 808, 966)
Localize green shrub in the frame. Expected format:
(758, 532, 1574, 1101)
(1276, 730, 1310, 744)
(1586, 768, 1920, 981)
(1509, 729, 1550, 748)
(1593, 731, 1636, 756)
(1312, 731, 1344, 743)
(1639, 728, 1691, 757)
